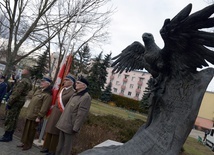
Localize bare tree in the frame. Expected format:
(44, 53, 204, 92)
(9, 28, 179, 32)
(0, 0, 114, 77)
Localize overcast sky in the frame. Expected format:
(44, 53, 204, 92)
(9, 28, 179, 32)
(100, 0, 214, 91)
(102, 0, 210, 57)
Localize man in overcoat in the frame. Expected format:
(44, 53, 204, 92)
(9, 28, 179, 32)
(41, 74, 76, 155)
(55, 76, 91, 155)
(0, 67, 32, 142)
(17, 77, 53, 150)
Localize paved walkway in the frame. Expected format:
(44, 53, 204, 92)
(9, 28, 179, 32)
(189, 128, 204, 139)
(0, 127, 44, 155)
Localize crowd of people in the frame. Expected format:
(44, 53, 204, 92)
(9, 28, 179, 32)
(0, 67, 92, 155)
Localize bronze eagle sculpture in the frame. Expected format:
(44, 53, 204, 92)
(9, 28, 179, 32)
(111, 4, 214, 78)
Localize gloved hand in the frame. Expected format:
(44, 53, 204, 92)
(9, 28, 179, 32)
(6, 104, 12, 110)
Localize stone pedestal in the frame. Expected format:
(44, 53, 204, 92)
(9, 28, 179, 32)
(79, 68, 214, 155)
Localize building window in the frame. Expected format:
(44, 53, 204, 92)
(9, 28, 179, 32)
(110, 79, 113, 83)
(116, 81, 120, 85)
(113, 88, 117, 93)
(130, 84, 134, 89)
(139, 77, 144, 81)
(118, 74, 121, 78)
(128, 91, 132, 96)
(137, 86, 141, 89)
(136, 93, 139, 97)
(121, 90, 124, 94)
(123, 82, 126, 86)
(125, 75, 129, 79)
(131, 77, 135, 81)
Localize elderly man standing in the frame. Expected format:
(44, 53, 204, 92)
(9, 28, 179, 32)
(41, 74, 76, 155)
(0, 67, 32, 142)
(17, 77, 53, 151)
(55, 76, 91, 155)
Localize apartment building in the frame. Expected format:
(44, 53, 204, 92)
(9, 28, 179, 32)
(195, 91, 214, 129)
(105, 67, 151, 100)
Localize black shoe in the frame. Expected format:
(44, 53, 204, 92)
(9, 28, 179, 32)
(0, 136, 11, 142)
(46, 152, 55, 155)
(40, 148, 49, 153)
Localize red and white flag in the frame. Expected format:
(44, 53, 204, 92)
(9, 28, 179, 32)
(46, 53, 73, 116)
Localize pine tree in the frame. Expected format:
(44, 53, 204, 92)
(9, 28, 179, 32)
(100, 82, 112, 103)
(70, 44, 91, 76)
(87, 52, 103, 98)
(139, 78, 154, 114)
(100, 53, 111, 89)
(87, 52, 111, 98)
(31, 50, 49, 80)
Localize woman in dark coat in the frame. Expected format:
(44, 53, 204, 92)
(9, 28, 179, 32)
(17, 77, 53, 151)
(41, 75, 75, 155)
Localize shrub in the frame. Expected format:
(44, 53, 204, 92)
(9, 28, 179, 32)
(72, 113, 145, 154)
(111, 94, 147, 113)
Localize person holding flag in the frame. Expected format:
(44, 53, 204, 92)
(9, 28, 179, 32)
(55, 75, 91, 155)
(41, 74, 76, 155)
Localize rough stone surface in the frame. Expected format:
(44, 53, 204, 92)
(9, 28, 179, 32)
(79, 68, 214, 155)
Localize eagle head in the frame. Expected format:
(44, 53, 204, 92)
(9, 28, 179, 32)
(142, 33, 154, 43)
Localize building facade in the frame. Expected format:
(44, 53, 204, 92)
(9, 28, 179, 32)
(105, 67, 151, 100)
(195, 91, 214, 130)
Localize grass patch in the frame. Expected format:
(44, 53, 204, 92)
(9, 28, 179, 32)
(90, 99, 147, 121)
(183, 137, 214, 155)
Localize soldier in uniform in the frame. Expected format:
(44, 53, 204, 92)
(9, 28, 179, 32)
(41, 74, 76, 155)
(0, 67, 32, 142)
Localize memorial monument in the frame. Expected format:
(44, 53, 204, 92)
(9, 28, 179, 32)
(80, 3, 214, 155)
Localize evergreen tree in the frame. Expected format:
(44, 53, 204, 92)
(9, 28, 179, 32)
(70, 44, 91, 76)
(87, 52, 111, 98)
(100, 53, 112, 89)
(139, 78, 155, 114)
(100, 82, 112, 103)
(31, 50, 49, 80)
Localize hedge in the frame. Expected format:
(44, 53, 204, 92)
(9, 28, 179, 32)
(111, 94, 146, 113)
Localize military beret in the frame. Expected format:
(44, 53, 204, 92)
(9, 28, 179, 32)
(77, 76, 89, 86)
(65, 75, 75, 83)
(41, 77, 52, 83)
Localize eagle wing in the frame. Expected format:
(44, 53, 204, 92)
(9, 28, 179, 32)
(160, 3, 214, 75)
(111, 41, 146, 73)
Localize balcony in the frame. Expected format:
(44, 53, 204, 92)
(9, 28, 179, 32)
(121, 85, 126, 90)
(123, 78, 128, 82)
(138, 81, 143, 86)
(136, 89, 141, 93)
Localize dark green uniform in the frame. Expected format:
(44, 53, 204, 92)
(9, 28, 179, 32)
(5, 74, 32, 132)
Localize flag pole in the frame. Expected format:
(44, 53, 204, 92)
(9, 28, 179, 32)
(33, 0, 84, 146)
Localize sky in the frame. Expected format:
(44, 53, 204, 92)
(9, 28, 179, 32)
(100, 0, 214, 91)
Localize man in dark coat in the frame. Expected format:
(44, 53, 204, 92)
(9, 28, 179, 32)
(0, 67, 32, 142)
(41, 74, 76, 155)
(55, 76, 91, 155)
(0, 76, 7, 106)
